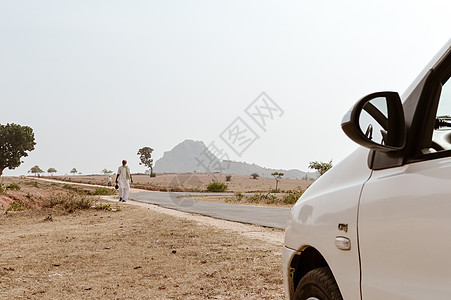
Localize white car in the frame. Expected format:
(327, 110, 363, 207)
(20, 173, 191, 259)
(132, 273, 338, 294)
(283, 39, 451, 300)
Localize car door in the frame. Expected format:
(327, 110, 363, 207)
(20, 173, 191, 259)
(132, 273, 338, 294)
(358, 70, 451, 299)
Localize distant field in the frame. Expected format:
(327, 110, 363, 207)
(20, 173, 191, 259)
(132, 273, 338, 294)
(53, 173, 314, 193)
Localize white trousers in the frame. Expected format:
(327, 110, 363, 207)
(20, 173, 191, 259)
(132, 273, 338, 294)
(118, 187, 130, 201)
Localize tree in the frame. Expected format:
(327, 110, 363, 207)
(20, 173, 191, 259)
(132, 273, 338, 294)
(47, 168, 57, 176)
(308, 160, 333, 177)
(102, 168, 113, 174)
(0, 123, 36, 176)
(271, 172, 284, 191)
(29, 165, 44, 176)
(250, 173, 260, 180)
(137, 146, 154, 176)
(70, 168, 78, 175)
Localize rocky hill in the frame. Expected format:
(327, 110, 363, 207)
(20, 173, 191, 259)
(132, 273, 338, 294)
(154, 140, 316, 180)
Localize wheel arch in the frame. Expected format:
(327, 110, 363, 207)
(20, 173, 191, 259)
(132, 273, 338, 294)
(290, 247, 332, 294)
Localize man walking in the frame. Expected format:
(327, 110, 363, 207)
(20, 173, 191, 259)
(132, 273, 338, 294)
(116, 160, 133, 202)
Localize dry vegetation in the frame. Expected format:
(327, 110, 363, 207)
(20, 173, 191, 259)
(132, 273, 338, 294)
(0, 177, 285, 299)
(54, 173, 313, 193)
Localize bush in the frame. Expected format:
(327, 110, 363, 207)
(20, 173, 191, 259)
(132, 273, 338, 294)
(234, 192, 244, 201)
(283, 189, 303, 205)
(45, 192, 94, 213)
(206, 181, 228, 192)
(94, 203, 112, 211)
(92, 187, 116, 195)
(250, 173, 259, 179)
(6, 183, 21, 191)
(225, 175, 232, 182)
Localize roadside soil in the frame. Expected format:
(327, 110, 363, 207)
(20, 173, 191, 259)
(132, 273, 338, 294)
(0, 177, 285, 299)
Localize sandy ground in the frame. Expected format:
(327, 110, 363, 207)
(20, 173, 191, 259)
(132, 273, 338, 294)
(0, 177, 285, 299)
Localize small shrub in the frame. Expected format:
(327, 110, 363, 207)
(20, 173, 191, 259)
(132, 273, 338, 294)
(225, 175, 232, 182)
(250, 173, 259, 180)
(246, 193, 277, 204)
(7, 201, 25, 212)
(150, 173, 156, 177)
(234, 192, 244, 201)
(247, 194, 261, 204)
(283, 189, 303, 205)
(271, 189, 280, 193)
(6, 183, 21, 191)
(94, 203, 112, 211)
(206, 181, 228, 192)
(62, 184, 73, 190)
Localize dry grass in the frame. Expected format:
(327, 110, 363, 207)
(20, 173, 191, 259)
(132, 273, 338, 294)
(0, 177, 284, 299)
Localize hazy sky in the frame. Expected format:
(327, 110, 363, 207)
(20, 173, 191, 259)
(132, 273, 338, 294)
(1, 1, 451, 176)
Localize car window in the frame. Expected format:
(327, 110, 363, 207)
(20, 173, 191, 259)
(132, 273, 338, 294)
(431, 78, 451, 152)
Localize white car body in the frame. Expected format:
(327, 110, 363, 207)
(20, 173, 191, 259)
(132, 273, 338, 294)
(283, 39, 451, 299)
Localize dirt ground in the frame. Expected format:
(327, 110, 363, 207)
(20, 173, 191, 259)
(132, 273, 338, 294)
(53, 173, 313, 193)
(0, 177, 285, 299)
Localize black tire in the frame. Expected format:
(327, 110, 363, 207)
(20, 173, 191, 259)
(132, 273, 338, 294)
(293, 267, 343, 300)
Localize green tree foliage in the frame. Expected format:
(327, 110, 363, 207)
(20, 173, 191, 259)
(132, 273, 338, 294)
(0, 123, 36, 176)
(29, 165, 44, 176)
(47, 167, 57, 175)
(137, 146, 154, 176)
(308, 160, 333, 177)
(250, 172, 260, 180)
(70, 168, 78, 175)
(271, 172, 284, 191)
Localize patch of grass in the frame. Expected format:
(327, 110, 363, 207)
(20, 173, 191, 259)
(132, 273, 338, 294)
(62, 184, 73, 190)
(7, 201, 25, 212)
(94, 203, 112, 211)
(0, 181, 5, 195)
(24, 181, 38, 187)
(6, 183, 21, 191)
(92, 187, 116, 195)
(206, 181, 228, 192)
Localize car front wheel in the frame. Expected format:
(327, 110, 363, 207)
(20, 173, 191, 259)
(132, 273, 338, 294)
(294, 267, 343, 300)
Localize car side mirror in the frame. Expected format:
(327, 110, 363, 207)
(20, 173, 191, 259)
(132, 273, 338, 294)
(341, 91, 406, 152)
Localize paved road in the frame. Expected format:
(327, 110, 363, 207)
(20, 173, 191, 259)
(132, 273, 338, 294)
(130, 191, 290, 229)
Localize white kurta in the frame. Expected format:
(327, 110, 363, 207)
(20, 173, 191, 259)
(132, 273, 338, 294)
(117, 165, 130, 189)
